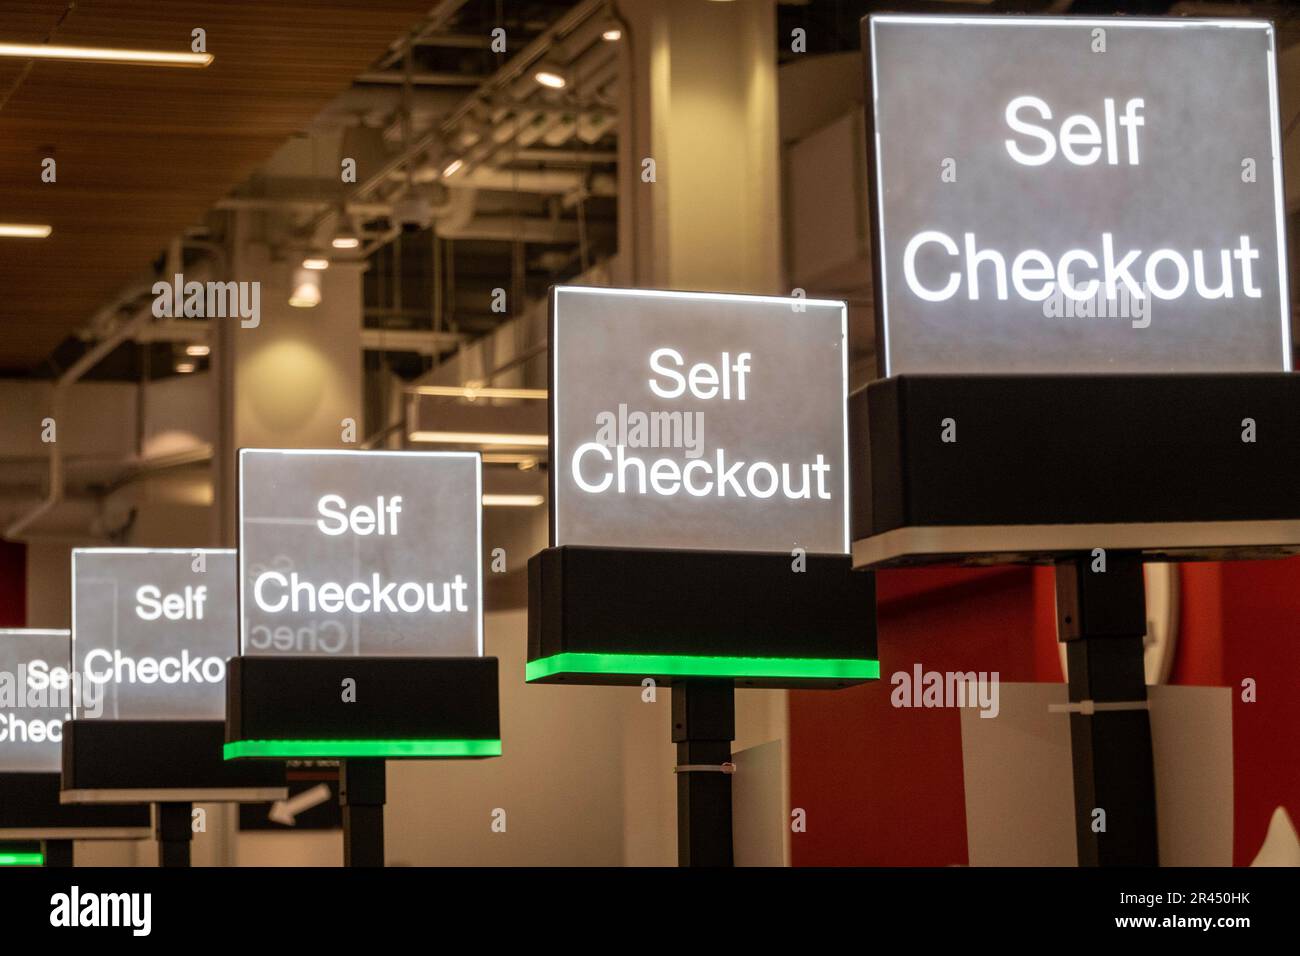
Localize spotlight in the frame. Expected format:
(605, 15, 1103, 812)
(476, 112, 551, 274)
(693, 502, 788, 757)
(289, 268, 321, 308)
(533, 64, 567, 89)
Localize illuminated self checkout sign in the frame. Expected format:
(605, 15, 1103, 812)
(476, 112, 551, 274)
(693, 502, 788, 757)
(865, 15, 1290, 375)
(72, 549, 236, 721)
(0, 629, 72, 773)
(550, 287, 849, 555)
(238, 449, 482, 657)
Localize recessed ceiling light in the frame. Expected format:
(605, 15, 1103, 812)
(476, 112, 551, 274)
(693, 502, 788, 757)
(302, 257, 330, 271)
(0, 42, 212, 68)
(602, 27, 622, 42)
(442, 158, 464, 178)
(185, 343, 210, 357)
(174, 361, 197, 374)
(331, 235, 360, 250)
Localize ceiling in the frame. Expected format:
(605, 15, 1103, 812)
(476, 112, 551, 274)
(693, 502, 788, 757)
(0, 0, 438, 372)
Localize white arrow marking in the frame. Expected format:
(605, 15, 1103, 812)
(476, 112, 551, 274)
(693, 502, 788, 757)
(268, 783, 332, 826)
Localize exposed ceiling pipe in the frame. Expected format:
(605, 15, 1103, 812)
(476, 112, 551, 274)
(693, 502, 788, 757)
(216, 197, 392, 216)
(4, 282, 157, 541)
(311, 86, 465, 130)
(504, 27, 615, 102)
(432, 186, 479, 236)
(396, 165, 614, 195)
(373, 0, 472, 72)
(5, 236, 231, 541)
(438, 0, 608, 135)
(357, 71, 485, 86)
(435, 216, 587, 244)
(298, 0, 611, 259)
(358, 188, 477, 258)
(513, 147, 616, 163)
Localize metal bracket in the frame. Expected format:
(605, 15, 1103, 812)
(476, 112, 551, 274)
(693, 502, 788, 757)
(1048, 699, 1150, 715)
(674, 762, 737, 775)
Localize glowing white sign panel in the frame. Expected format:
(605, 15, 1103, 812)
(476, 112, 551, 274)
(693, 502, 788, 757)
(72, 549, 235, 720)
(0, 629, 72, 773)
(238, 449, 483, 657)
(866, 15, 1290, 375)
(550, 287, 849, 554)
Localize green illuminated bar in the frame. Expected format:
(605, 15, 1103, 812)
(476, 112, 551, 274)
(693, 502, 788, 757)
(224, 738, 502, 760)
(526, 653, 879, 682)
(0, 852, 43, 866)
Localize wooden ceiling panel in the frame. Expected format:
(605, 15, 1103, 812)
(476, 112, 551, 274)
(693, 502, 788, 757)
(0, 0, 436, 371)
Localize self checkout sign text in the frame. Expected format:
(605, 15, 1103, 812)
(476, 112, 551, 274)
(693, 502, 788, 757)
(549, 287, 849, 555)
(71, 549, 236, 721)
(866, 15, 1290, 375)
(238, 449, 482, 657)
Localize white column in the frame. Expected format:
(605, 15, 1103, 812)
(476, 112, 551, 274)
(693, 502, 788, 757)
(615, 0, 790, 865)
(617, 0, 783, 294)
(207, 212, 364, 866)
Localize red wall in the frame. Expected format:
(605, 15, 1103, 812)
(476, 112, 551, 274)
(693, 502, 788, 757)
(0, 540, 24, 627)
(789, 558, 1300, 866)
(1217, 560, 1300, 864)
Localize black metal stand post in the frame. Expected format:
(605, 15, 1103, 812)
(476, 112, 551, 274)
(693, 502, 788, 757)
(340, 759, 386, 867)
(1055, 551, 1159, 867)
(672, 680, 735, 867)
(41, 839, 73, 867)
(155, 802, 193, 868)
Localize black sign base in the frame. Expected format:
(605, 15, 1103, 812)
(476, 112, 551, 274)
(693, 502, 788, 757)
(224, 656, 501, 761)
(850, 373, 1300, 868)
(527, 546, 877, 688)
(852, 373, 1300, 567)
(0, 772, 151, 840)
(60, 720, 286, 804)
(529, 546, 873, 867)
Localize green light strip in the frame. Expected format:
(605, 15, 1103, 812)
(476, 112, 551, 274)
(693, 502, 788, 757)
(526, 653, 879, 682)
(0, 853, 43, 866)
(224, 739, 501, 760)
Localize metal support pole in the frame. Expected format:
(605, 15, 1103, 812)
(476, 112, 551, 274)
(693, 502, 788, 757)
(671, 680, 735, 867)
(156, 801, 193, 868)
(340, 759, 386, 867)
(1055, 551, 1159, 867)
(41, 839, 73, 867)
